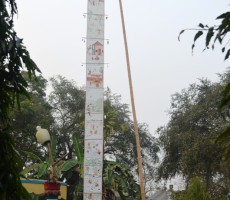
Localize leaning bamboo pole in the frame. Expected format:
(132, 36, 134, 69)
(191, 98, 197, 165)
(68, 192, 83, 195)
(118, 0, 146, 199)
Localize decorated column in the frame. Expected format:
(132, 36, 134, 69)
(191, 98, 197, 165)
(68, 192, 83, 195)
(84, 0, 105, 200)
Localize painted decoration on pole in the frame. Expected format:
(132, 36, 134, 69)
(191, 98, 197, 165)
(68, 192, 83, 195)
(84, 193, 102, 200)
(86, 39, 104, 63)
(85, 140, 103, 158)
(86, 65, 103, 88)
(84, 165, 103, 193)
(84, 0, 104, 199)
(85, 157, 102, 166)
(86, 89, 103, 114)
(84, 165, 102, 178)
(85, 120, 103, 140)
(84, 176, 102, 193)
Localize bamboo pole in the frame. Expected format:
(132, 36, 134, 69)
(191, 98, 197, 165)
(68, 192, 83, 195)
(118, 0, 146, 199)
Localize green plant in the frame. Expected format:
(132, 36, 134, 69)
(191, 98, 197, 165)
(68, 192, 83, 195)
(0, 131, 31, 200)
(20, 133, 80, 181)
(187, 177, 209, 200)
(172, 177, 209, 200)
(103, 161, 140, 199)
(0, 0, 41, 198)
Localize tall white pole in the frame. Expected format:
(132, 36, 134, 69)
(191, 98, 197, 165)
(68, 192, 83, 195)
(84, 0, 105, 199)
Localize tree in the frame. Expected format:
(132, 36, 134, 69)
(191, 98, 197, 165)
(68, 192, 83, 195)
(157, 78, 230, 195)
(0, 1, 41, 199)
(0, 1, 40, 125)
(48, 75, 85, 159)
(178, 4, 230, 162)
(103, 89, 160, 195)
(103, 160, 140, 199)
(47, 76, 160, 198)
(10, 72, 54, 162)
(48, 76, 160, 176)
(17, 75, 159, 198)
(172, 177, 209, 200)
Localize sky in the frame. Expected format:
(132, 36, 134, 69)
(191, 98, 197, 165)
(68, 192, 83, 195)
(15, 0, 229, 136)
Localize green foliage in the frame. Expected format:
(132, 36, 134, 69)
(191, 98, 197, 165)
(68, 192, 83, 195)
(21, 134, 80, 181)
(12, 75, 159, 199)
(60, 159, 81, 172)
(103, 161, 140, 199)
(104, 88, 160, 186)
(219, 82, 230, 110)
(0, 0, 41, 199)
(172, 177, 209, 200)
(178, 5, 230, 164)
(0, 131, 31, 200)
(0, 0, 40, 125)
(104, 88, 129, 139)
(72, 133, 84, 165)
(179, 8, 230, 194)
(10, 73, 54, 163)
(48, 77, 160, 184)
(216, 126, 230, 160)
(25, 159, 80, 180)
(157, 78, 230, 192)
(187, 177, 209, 200)
(216, 77, 230, 160)
(178, 11, 230, 60)
(48, 75, 85, 160)
(49, 78, 159, 198)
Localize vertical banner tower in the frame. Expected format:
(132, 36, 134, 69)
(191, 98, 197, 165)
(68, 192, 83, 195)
(84, 0, 105, 200)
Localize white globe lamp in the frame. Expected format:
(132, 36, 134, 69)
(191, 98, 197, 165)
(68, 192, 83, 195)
(36, 126, 51, 145)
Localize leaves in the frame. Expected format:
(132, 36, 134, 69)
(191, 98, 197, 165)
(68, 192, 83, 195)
(216, 126, 230, 144)
(0, 0, 41, 199)
(20, 163, 40, 177)
(216, 126, 230, 160)
(103, 161, 140, 198)
(222, 47, 225, 53)
(179, 13, 230, 61)
(219, 82, 230, 109)
(216, 12, 230, 20)
(178, 30, 185, 41)
(179, 10, 230, 189)
(59, 159, 80, 172)
(205, 27, 214, 47)
(224, 49, 230, 60)
(192, 31, 203, 52)
(36, 162, 49, 178)
(22, 151, 43, 163)
(194, 31, 203, 42)
(198, 23, 205, 28)
(0, 132, 31, 200)
(0, 3, 41, 125)
(13, 76, 158, 199)
(157, 79, 228, 189)
(180, 177, 210, 200)
(72, 134, 84, 164)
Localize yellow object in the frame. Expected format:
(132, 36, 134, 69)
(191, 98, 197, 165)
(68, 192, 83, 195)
(21, 179, 67, 199)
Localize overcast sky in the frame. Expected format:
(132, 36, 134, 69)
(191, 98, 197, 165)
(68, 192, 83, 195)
(15, 0, 229, 135)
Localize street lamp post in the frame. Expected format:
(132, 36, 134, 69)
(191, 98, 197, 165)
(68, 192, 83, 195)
(36, 126, 60, 200)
